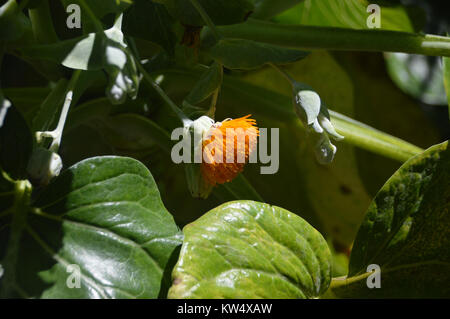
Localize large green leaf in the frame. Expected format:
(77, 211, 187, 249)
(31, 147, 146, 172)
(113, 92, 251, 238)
(154, 0, 254, 26)
(169, 200, 332, 299)
(1, 156, 182, 298)
(206, 38, 309, 70)
(334, 141, 450, 298)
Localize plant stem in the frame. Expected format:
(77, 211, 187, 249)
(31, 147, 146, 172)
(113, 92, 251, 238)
(329, 271, 373, 290)
(329, 111, 424, 162)
(189, 0, 221, 41)
(136, 61, 191, 126)
(0, 180, 32, 298)
(36, 70, 81, 151)
(28, 0, 59, 44)
(207, 88, 219, 119)
(268, 63, 295, 87)
(218, 19, 450, 57)
(78, 0, 104, 33)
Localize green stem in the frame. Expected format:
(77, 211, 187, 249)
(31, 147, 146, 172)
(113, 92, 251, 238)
(330, 111, 424, 162)
(36, 70, 82, 151)
(268, 63, 295, 87)
(78, 0, 104, 33)
(207, 88, 219, 119)
(0, 180, 32, 298)
(136, 61, 191, 126)
(217, 19, 450, 57)
(189, 0, 221, 41)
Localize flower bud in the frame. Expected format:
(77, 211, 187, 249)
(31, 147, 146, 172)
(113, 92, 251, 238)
(27, 147, 63, 186)
(292, 82, 343, 165)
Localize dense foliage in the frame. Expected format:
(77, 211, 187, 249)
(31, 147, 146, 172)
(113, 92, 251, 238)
(0, 0, 449, 298)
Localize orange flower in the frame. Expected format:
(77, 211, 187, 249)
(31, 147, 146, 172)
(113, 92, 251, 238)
(201, 115, 259, 186)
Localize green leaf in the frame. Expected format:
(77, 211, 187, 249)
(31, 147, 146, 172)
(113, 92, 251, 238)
(207, 38, 308, 70)
(274, 0, 423, 32)
(154, 0, 254, 26)
(92, 113, 173, 154)
(0, 0, 31, 42)
(185, 62, 222, 105)
(334, 141, 450, 298)
(168, 200, 331, 298)
(250, 0, 305, 20)
(32, 79, 68, 133)
(7, 156, 182, 298)
(123, 0, 176, 55)
(0, 102, 33, 181)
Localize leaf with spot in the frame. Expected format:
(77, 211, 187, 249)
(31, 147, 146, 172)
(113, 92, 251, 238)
(169, 200, 331, 299)
(333, 141, 450, 298)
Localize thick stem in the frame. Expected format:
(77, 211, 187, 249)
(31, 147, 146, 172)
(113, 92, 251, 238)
(217, 19, 450, 57)
(78, 0, 104, 33)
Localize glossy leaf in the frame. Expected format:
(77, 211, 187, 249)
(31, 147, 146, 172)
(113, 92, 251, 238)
(335, 141, 450, 298)
(5, 156, 182, 298)
(169, 200, 332, 299)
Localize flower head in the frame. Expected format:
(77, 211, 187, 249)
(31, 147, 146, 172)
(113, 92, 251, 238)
(200, 115, 259, 186)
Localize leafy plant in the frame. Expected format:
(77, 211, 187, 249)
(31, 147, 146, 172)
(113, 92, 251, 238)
(0, 0, 449, 299)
